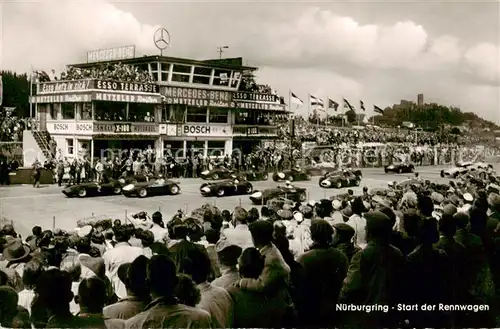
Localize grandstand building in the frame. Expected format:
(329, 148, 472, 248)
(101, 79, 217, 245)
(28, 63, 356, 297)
(28, 52, 287, 165)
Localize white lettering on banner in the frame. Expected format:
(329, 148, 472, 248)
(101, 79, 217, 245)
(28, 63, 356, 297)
(236, 102, 286, 111)
(87, 46, 135, 63)
(32, 94, 92, 103)
(233, 92, 279, 103)
(163, 87, 232, 106)
(94, 93, 161, 104)
(38, 81, 91, 94)
(95, 81, 158, 93)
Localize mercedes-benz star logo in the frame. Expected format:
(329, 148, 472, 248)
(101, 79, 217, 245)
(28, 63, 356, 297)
(154, 28, 170, 50)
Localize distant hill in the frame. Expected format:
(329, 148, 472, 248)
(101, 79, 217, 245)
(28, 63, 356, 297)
(372, 102, 499, 131)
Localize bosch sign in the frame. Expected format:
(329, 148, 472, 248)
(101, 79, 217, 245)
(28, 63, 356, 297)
(178, 124, 231, 137)
(184, 125, 210, 134)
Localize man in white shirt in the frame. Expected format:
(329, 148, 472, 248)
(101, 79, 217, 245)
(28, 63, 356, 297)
(103, 226, 144, 299)
(346, 197, 368, 249)
(221, 207, 254, 251)
(150, 211, 169, 243)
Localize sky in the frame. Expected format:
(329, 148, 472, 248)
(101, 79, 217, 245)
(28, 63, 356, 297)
(2, 0, 500, 123)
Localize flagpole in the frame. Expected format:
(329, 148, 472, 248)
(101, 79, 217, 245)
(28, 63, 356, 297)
(341, 98, 344, 128)
(29, 65, 34, 118)
(308, 94, 311, 122)
(288, 89, 291, 114)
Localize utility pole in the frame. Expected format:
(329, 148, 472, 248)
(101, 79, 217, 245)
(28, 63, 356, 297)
(217, 46, 229, 59)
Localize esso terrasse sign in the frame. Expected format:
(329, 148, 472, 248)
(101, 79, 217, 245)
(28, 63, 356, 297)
(37, 79, 158, 94)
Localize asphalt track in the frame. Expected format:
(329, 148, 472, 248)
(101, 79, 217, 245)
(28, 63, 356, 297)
(0, 165, 494, 237)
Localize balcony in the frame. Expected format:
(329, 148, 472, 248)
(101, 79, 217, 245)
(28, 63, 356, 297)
(232, 125, 278, 138)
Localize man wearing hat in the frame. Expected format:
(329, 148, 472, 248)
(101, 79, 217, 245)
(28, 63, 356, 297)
(332, 223, 360, 262)
(1, 239, 31, 282)
(212, 239, 242, 290)
(340, 211, 404, 328)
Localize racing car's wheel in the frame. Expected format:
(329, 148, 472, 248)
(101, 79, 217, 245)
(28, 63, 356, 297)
(440, 170, 445, 178)
(216, 188, 225, 197)
(170, 184, 180, 195)
(212, 174, 219, 180)
(263, 173, 269, 180)
(245, 184, 253, 194)
(287, 176, 294, 182)
(138, 188, 148, 198)
(335, 181, 342, 188)
(78, 188, 87, 198)
(398, 168, 403, 174)
(112, 186, 122, 195)
(354, 179, 360, 186)
(385, 168, 389, 173)
(299, 192, 306, 202)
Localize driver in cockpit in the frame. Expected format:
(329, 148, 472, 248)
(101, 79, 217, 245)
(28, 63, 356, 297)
(283, 180, 295, 190)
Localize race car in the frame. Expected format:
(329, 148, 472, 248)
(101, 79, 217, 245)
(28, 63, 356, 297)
(200, 179, 253, 197)
(117, 174, 156, 186)
(122, 178, 181, 198)
(62, 181, 123, 198)
(272, 169, 311, 182)
(318, 170, 362, 188)
(238, 170, 269, 181)
(384, 163, 415, 174)
(440, 161, 475, 178)
(249, 186, 307, 205)
(306, 162, 338, 176)
(200, 167, 235, 180)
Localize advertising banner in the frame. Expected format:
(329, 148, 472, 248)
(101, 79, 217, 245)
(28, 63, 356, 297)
(31, 94, 93, 103)
(46, 121, 94, 135)
(177, 124, 231, 137)
(162, 87, 233, 108)
(94, 80, 158, 93)
(37, 80, 93, 94)
(235, 101, 286, 111)
(232, 92, 280, 103)
(87, 46, 136, 63)
(37, 79, 158, 95)
(93, 122, 159, 134)
(94, 92, 161, 104)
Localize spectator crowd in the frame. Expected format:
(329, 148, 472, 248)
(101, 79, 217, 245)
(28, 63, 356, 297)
(0, 166, 499, 328)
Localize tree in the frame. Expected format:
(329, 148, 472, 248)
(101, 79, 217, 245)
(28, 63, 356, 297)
(345, 109, 357, 123)
(1, 71, 30, 118)
(450, 127, 461, 135)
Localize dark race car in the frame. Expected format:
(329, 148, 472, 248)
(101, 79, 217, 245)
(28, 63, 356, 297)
(117, 174, 157, 186)
(200, 167, 235, 180)
(238, 170, 269, 181)
(305, 163, 339, 176)
(319, 170, 362, 189)
(384, 163, 415, 174)
(62, 180, 123, 198)
(249, 186, 307, 205)
(122, 178, 181, 198)
(200, 179, 253, 197)
(272, 169, 311, 182)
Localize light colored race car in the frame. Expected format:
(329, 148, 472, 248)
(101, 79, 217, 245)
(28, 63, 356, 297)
(440, 161, 492, 178)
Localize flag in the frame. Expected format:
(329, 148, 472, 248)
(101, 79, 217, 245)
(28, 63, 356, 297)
(309, 94, 324, 107)
(290, 91, 303, 105)
(343, 98, 354, 111)
(360, 100, 366, 111)
(374, 105, 384, 115)
(328, 98, 339, 111)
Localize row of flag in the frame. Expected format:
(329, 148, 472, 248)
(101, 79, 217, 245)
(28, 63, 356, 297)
(290, 91, 385, 115)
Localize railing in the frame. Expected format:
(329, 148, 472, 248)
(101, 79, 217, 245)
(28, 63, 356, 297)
(232, 125, 278, 137)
